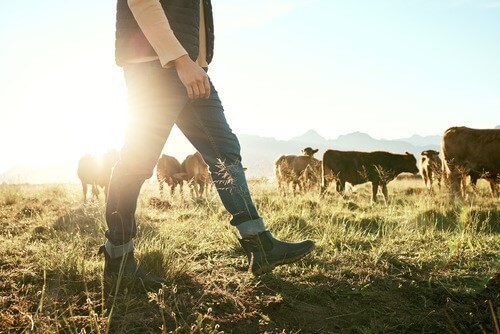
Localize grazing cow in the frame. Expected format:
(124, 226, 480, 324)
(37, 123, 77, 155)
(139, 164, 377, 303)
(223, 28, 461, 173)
(181, 152, 211, 197)
(321, 150, 419, 204)
(274, 147, 321, 195)
(420, 150, 443, 191)
(156, 154, 186, 197)
(442, 126, 500, 199)
(77, 149, 120, 203)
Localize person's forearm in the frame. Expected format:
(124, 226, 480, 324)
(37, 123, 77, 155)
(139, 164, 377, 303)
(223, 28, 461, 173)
(128, 0, 187, 67)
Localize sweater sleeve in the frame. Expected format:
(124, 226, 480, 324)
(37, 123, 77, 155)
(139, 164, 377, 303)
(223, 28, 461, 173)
(128, 0, 187, 67)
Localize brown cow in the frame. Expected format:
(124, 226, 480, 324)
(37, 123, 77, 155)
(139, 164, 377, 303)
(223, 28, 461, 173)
(181, 152, 211, 197)
(321, 150, 419, 204)
(274, 147, 321, 195)
(77, 149, 119, 203)
(156, 154, 186, 197)
(442, 126, 500, 199)
(420, 150, 443, 191)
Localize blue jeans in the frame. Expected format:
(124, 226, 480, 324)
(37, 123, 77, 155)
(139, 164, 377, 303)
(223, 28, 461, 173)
(105, 60, 261, 246)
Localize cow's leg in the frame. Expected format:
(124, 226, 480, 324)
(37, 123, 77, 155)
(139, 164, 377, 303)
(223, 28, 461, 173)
(194, 179, 201, 198)
(371, 182, 379, 204)
(92, 183, 100, 200)
(422, 169, 429, 189)
(199, 178, 206, 197)
(449, 171, 462, 200)
(170, 182, 176, 197)
(428, 170, 434, 193)
(336, 180, 346, 198)
(281, 180, 288, 196)
(158, 179, 164, 197)
(292, 180, 299, 196)
(321, 172, 331, 196)
(188, 179, 197, 197)
(278, 180, 283, 195)
(461, 174, 469, 198)
(488, 180, 498, 197)
(278, 180, 285, 195)
(381, 183, 389, 204)
(81, 182, 88, 203)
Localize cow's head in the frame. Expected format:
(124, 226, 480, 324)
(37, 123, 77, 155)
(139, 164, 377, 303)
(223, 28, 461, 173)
(405, 152, 420, 174)
(301, 147, 319, 157)
(421, 150, 439, 158)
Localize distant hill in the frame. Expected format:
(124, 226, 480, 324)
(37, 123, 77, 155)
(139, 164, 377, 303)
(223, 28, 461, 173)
(1, 130, 442, 183)
(239, 130, 441, 177)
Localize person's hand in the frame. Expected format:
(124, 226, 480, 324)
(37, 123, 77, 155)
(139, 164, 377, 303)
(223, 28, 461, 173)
(174, 55, 210, 99)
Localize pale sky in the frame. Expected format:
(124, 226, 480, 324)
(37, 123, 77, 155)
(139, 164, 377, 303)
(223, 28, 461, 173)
(0, 0, 499, 173)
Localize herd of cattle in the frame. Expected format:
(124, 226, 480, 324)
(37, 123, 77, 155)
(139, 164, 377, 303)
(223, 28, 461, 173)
(77, 126, 500, 204)
(77, 150, 211, 202)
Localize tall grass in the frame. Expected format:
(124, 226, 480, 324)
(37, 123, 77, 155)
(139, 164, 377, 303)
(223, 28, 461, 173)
(0, 180, 498, 333)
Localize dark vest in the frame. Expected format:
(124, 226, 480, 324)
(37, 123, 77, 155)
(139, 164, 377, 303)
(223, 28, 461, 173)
(115, 0, 214, 67)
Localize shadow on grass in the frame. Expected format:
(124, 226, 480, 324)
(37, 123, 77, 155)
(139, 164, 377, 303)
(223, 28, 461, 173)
(415, 208, 500, 234)
(465, 209, 500, 234)
(415, 209, 459, 232)
(225, 261, 500, 334)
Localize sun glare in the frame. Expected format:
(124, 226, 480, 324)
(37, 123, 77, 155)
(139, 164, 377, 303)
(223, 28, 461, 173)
(10, 55, 127, 167)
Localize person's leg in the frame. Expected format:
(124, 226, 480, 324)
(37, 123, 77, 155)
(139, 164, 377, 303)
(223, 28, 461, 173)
(176, 74, 315, 274)
(175, 78, 263, 235)
(104, 61, 189, 262)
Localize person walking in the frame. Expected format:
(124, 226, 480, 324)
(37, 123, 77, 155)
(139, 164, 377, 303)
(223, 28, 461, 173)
(100, 0, 315, 286)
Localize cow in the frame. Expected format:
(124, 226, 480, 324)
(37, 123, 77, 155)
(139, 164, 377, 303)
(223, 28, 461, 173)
(77, 149, 120, 203)
(419, 149, 443, 192)
(156, 154, 186, 197)
(274, 147, 321, 195)
(321, 150, 419, 204)
(181, 152, 211, 197)
(442, 126, 500, 199)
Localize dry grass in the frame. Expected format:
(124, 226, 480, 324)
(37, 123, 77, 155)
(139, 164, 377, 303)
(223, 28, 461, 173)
(0, 179, 498, 333)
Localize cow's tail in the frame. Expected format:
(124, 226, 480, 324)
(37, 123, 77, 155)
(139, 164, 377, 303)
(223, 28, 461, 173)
(274, 155, 285, 179)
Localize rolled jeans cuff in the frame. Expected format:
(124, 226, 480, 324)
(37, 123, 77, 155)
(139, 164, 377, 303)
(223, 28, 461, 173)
(105, 239, 134, 259)
(236, 218, 266, 238)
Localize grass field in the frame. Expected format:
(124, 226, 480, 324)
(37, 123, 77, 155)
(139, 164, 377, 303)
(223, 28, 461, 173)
(0, 179, 498, 333)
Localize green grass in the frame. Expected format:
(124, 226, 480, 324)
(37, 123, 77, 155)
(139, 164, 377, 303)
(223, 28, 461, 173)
(0, 180, 498, 333)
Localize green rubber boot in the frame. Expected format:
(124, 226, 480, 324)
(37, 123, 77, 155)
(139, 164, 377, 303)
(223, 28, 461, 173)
(238, 231, 315, 275)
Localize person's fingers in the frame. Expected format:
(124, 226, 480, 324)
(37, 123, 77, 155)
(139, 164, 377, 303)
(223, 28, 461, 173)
(191, 83, 200, 99)
(203, 76, 210, 98)
(186, 85, 194, 99)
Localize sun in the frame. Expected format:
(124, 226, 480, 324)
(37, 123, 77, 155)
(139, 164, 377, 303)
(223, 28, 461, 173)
(9, 55, 128, 166)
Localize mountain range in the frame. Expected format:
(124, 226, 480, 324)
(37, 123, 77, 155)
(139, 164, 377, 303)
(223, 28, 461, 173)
(238, 130, 441, 177)
(0, 130, 445, 183)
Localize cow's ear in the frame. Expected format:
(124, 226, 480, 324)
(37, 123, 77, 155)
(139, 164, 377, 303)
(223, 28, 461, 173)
(313, 149, 319, 154)
(405, 151, 411, 155)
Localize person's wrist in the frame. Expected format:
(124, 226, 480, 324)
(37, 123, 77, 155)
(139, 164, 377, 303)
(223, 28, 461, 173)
(174, 54, 190, 67)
